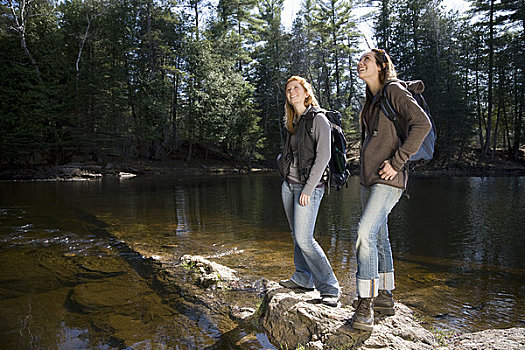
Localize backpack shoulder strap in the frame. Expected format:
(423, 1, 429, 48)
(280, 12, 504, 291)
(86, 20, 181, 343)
(305, 108, 324, 133)
(379, 83, 407, 143)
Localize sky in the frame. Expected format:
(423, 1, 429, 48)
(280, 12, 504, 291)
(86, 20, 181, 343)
(281, 0, 470, 49)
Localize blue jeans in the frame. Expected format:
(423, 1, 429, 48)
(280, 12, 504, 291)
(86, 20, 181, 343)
(281, 181, 340, 297)
(356, 184, 403, 298)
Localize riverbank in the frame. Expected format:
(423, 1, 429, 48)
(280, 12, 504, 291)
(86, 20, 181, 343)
(0, 159, 273, 181)
(1, 151, 525, 181)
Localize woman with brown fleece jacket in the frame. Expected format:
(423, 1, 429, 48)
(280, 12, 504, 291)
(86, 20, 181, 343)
(351, 49, 431, 331)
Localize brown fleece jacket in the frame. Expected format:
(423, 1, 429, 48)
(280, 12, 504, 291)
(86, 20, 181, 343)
(360, 79, 432, 189)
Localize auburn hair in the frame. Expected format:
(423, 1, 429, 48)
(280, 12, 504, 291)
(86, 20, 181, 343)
(284, 76, 319, 134)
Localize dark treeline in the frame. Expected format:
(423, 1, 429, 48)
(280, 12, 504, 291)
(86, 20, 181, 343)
(0, 0, 524, 169)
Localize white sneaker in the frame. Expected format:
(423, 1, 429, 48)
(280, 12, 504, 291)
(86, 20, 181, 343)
(321, 295, 339, 307)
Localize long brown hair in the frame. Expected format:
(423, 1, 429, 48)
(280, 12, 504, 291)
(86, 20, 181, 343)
(284, 76, 319, 134)
(359, 49, 398, 127)
(370, 48, 397, 84)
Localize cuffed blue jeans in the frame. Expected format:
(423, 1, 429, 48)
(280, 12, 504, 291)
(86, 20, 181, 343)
(356, 183, 403, 298)
(281, 181, 340, 297)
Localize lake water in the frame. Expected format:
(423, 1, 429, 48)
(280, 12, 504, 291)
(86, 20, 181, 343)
(1, 174, 524, 348)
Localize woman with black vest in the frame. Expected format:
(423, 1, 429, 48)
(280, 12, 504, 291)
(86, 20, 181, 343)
(277, 76, 340, 307)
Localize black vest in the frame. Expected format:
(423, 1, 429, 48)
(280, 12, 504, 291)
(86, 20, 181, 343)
(278, 107, 321, 182)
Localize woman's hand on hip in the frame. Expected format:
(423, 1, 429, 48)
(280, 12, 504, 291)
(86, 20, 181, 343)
(299, 193, 311, 206)
(379, 160, 398, 181)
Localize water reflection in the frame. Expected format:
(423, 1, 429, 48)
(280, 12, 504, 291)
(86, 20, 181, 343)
(1, 174, 524, 348)
(173, 186, 190, 236)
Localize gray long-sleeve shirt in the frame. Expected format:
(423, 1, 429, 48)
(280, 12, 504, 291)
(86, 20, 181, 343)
(287, 107, 331, 196)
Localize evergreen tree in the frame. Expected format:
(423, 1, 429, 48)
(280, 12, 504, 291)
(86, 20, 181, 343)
(498, 0, 524, 160)
(0, 0, 69, 165)
(372, 0, 394, 51)
(0, 0, 523, 168)
(212, 0, 261, 73)
(252, 0, 288, 157)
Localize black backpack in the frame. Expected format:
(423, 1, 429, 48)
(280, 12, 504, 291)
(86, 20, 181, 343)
(380, 81, 436, 161)
(307, 110, 351, 190)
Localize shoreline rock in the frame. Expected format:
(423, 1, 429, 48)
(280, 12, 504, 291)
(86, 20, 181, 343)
(179, 254, 239, 288)
(441, 327, 525, 350)
(0, 162, 273, 181)
(151, 253, 525, 349)
(259, 281, 438, 350)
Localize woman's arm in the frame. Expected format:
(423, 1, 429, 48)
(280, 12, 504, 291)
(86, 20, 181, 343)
(386, 82, 431, 171)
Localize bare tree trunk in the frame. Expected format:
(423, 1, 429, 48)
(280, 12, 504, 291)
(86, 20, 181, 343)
(76, 2, 105, 140)
(276, 80, 284, 149)
(492, 68, 504, 156)
(513, 10, 525, 162)
(147, 0, 155, 73)
(475, 48, 484, 150)
(321, 53, 332, 109)
(193, 1, 199, 41)
(76, 18, 91, 76)
(503, 101, 511, 153)
(512, 68, 523, 162)
(76, 1, 104, 75)
(492, 102, 501, 159)
(237, 10, 243, 72)
(329, 6, 340, 109)
(347, 41, 356, 110)
(7, 0, 43, 84)
(483, 0, 495, 156)
(172, 57, 181, 143)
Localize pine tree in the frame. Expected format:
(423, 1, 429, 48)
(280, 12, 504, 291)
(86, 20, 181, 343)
(498, 0, 524, 161)
(371, 0, 394, 51)
(252, 0, 288, 157)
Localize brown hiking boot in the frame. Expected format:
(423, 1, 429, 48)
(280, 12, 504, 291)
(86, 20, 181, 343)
(352, 297, 374, 331)
(374, 290, 395, 315)
(352, 290, 395, 316)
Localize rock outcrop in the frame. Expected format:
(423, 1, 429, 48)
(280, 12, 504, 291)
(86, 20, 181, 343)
(121, 250, 525, 350)
(179, 254, 239, 288)
(257, 281, 525, 349)
(259, 281, 438, 349)
(442, 327, 525, 350)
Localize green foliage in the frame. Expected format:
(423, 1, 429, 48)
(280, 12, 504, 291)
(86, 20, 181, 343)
(0, 0, 523, 169)
(181, 260, 198, 270)
(181, 38, 260, 162)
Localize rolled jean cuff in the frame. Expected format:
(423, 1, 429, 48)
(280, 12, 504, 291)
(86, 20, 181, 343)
(357, 278, 379, 298)
(379, 271, 395, 291)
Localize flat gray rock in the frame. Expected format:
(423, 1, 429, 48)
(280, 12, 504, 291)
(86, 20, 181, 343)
(259, 282, 437, 349)
(442, 327, 525, 350)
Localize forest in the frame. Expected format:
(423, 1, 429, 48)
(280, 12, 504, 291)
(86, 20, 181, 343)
(0, 0, 524, 170)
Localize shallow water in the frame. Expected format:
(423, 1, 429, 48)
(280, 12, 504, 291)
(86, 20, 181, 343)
(1, 174, 524, 348)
